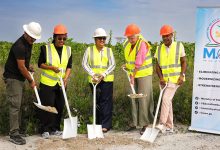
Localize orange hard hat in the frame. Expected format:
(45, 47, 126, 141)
(124, 24, 141, 36)
(160, 25, 174, 36)
(53, 24, 67, 34)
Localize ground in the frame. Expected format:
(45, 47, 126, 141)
(0, 124, 220, 150)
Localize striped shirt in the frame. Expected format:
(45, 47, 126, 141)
(82, 46, 115, 77)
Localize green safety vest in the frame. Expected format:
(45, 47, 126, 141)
(87, 45, 114, 83)
(123, 34, 153, 78)
(156, 41, 185, 83)
(40, 44, 71, 86)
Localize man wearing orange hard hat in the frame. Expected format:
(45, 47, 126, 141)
(155, 25, 187, 133)
(37, 24, 72, 138)
(123, 24, 154, 135)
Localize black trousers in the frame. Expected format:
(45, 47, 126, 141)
(38, 83, 65, 133)
(90, 81, 113, 129)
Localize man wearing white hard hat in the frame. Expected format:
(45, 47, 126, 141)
(82, 28, 115, 133)
(3, 22, 42, 145)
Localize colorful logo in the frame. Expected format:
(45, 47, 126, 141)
(206, 18, 220, 47)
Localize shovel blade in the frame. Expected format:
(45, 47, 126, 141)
(87, 124, 104, 139)
(140, 128, 160, 143)
(34, 102, 58, 114)
(62, 117, 77, 139)
(128, 93, 147, 99)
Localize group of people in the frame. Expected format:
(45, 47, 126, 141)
(3, 21, 186, 145)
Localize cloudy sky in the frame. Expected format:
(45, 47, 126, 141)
(0, 0, 220, 44)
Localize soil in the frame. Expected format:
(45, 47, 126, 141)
(0, 124, 220, 150)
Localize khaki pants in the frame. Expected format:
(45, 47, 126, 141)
(159, 82, 179, 128)
(131, 75, 154, 127)
(5, 78, 24, 135)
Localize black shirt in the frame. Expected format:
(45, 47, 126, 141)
(3, 35, 32, 81)
(38, 44, 72, 69)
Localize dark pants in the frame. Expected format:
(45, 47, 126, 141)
(4, 78, 25, 136)
(90, 81, 113, 129)
(38, 83, 65, 133)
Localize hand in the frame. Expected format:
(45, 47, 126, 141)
(121, 64, 126, 70)
(29, 80, 36, 89)
(63, 78, 68, 87)
(92, 74, 101, 83)
(159, 78, 166, 87)
(177, 75, 184, 85)
(130, 75, 134, 85)
(52, 66, 60, 73)
(97, 75, 104, 83)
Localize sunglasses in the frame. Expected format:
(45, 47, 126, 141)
(96, 37, 106, 40)
(57, 37, 67, 41)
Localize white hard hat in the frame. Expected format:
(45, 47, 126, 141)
(23, 22, 42, 39)
(93, 28, 107, 37)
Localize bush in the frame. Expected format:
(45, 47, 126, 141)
(0, 40, 194, 134)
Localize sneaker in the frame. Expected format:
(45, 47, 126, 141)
(42, 132, 50, 139)
(165, 127, 174, 133)
(156, 124, 166, 133)
(19, 131, 29, 137)
(9, 135, 26, 145)
(50, 130, 62, 136)
(140, 126, 148, 135)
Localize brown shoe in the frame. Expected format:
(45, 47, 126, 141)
(102, 128, 109, 133)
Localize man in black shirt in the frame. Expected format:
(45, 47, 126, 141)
(3, 22, 42, 145)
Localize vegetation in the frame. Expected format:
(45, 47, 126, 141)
(0, 39, 194, 134)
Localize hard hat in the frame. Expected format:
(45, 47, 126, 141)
(160, 25, 174, 36)
(23, 22, 41, 39)
(124, 24, 141, 36)
(54, 24, 67, 34)
(93, 28, 107, 37)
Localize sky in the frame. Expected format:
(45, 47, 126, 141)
(0, 0, 220, 44)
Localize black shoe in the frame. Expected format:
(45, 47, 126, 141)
(9, 135, 26, 145)
(140, 126, 147, 135)
(126, 126, 136, 131)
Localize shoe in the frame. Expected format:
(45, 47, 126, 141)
(42, 132, 50, 139)
(126, 126, 136, 131)
(19, 131, 29, 137)
(165, 127, 174, 133)
(51, 130, 63, 136)
(140, 126, 147, 135)
(9, 135, 26, 145)
(156, 124, 166, 133)
(102, 128, 109, 133)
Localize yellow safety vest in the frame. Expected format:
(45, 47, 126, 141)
(87, 45, 114, 83)
(156, 41, 185, 83)
(123, 34, 153, 78)
(40, 44, 71, 86)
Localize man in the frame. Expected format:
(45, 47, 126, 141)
(123, 24, 154, 135)
(3, 22, 42, 145)
(82, 28, 115, 132)
(155, 25, 187, 133)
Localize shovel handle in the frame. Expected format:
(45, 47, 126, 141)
(58, 69, 74, 126)
(152, 83, 168, 128)
(29, 72, 42, 105)
(91, 82, 98, 125)
(122, 67, 136, 94)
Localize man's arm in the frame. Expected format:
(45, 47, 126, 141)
(155, 59, 166, 86)
(17, 59, 35, 88)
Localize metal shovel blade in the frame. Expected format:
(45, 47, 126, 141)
(62, 117, 77, 139)
(33, 102, 58, 114)
(87, 124, 104, 139)
(128, 93, 147, 99)
(140, 128, 160, 143)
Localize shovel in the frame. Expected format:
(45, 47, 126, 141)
(122, 67, 147, 99)
(140, 83, 168, 143)
(29, 72, 58, 114)
(87, 81, 104, 139)
(58, 69, 77, 139)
